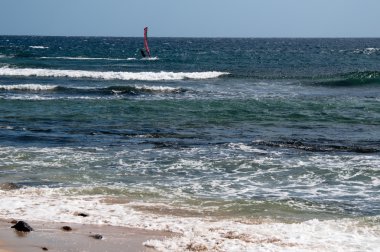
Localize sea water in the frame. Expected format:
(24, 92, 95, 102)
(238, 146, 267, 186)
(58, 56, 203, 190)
(0, 36, 379, 251)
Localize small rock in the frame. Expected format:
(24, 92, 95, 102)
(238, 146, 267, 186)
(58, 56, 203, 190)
(76, 212, 89, 217)
(90, 234, 103, 240)
(61, 226, 72, 231)
(41, 247, 48, 251)
(11, 221, 34, 232)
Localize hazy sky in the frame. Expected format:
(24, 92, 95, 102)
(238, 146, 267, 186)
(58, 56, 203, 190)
(1, 0, 379, 37)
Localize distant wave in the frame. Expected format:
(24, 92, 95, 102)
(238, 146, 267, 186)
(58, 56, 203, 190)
(353, 48, 380, 55)
(0, 67, 229, 81)
(109, 85, 187, 95)
(0, 84, 57, 91)
(141, 56, 159, 61)
(39, 56, 157, 61)
(29, 46, 49, 49)
(253, 139, 379, 153)
(133, 85, 186, 93)
(40, 56, 129, 61)
(337, 48, 380, 55)
(0, 83, 188, 96)
(312, 71, 380, 87)
(28, 56, 142, 61)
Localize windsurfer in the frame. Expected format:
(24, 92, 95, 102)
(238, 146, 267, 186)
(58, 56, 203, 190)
(138, 27, 151, 58)
(143, 27, 151, 58)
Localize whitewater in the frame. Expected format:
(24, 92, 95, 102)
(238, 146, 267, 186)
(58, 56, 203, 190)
(0, 66, 228, 81)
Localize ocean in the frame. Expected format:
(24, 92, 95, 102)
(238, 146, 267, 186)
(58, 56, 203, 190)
(0, 36, 379, 251)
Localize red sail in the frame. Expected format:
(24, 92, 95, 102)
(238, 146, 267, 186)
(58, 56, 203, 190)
(144, 27, 151, 57)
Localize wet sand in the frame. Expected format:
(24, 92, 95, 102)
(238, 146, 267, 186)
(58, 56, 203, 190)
(0, 219, 173, 252)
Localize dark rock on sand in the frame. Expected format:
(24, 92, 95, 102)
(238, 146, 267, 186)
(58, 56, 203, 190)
(0, 182, 21, 190)
(61, 226, 72, 231)
(76, 212, 89, 217)
(11, 221, 34, 232)
(42, 247, 48, 251)
(90, 234, 103, 240)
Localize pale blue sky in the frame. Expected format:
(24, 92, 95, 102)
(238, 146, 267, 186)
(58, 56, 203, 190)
(1, 0, 379, 37)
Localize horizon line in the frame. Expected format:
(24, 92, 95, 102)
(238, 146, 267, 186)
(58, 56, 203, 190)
(1, 34, 380, 39)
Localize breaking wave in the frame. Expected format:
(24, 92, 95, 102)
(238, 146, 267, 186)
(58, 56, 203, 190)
(0, 67, 228, 81)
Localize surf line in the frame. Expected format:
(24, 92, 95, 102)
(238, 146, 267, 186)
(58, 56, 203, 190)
(140, 27, 152, 58)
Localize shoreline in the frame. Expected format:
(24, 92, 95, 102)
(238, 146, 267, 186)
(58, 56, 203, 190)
(0, 218, 174, 252)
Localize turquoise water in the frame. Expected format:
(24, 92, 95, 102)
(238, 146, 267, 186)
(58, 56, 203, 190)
(0, 36, 379, 251)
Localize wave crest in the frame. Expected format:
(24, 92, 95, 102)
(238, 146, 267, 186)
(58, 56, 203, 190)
(0, 84, 189, 96)
(0, 67, 228, 81)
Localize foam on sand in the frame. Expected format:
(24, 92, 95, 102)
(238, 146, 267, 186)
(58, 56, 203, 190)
(0, 187, 378, 252)
(0, 67, 228, 81)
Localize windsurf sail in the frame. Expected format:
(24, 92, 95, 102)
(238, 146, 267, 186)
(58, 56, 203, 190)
(143, 27, 151, 58)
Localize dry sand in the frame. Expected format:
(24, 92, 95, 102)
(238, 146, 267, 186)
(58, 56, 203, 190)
(0, 219, 173, 252)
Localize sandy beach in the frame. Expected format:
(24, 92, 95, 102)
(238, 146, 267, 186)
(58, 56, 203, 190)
(0, 219, 173, 252)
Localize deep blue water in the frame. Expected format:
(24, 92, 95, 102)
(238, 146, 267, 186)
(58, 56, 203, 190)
(0, 36, 380, 221)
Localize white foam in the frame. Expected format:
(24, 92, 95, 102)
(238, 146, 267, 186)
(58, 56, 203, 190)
(228, 142, 270, 154)
(145, 218, 380, 252)
(353, 48, 380, 55)
(134, 85, 181, 92)
(0, 125, 14, 130)
(29, 46, 49, 49)
(1, 145, 378, 209)
(372, 177, 380, 187)
(0, 187, 378, 252)
(40, 56, 126, 61)
(141, 56, 159, 61)
(0, 67, 228, 81)
(2, 94, 105, 101)
(0, 84, 57, 91)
